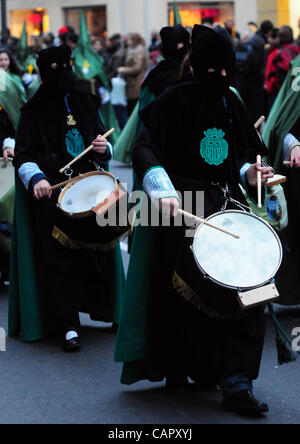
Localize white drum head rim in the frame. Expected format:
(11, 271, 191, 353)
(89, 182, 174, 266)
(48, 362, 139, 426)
(192, 210, 283, 291)
(60, 174, 116, 214)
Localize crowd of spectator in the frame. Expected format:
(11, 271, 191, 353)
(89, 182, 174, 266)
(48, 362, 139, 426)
(1, 17, 300, 129)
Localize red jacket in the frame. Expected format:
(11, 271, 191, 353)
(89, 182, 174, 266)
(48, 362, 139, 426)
(265, 43, 300, 94)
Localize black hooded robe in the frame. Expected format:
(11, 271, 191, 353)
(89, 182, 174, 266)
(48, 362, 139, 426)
(12, 52, 124, 335)
(115, 27, 269, 386)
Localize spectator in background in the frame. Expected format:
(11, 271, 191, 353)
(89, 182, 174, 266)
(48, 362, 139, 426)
(58, 26, 75, 45)
(212, 22, 223, 30)
(30, 36, 43, 54)
(225, 19, 240, 46)
(248, 22, 258, 34)
(265, 26, 300, 108)
(42, 32, 55, 49)
(268, 27, 280, 49)
(235, 20, 274, 121)
(118, 33, 149, 116)
(105, 33, 128, 129)
(148, 30, 161, 52)
(106, 34, 126, 81)
(202, 18, 214, 28)
(6, 36, 19, 54)
(121, 34, 129, 50)
(91, 36, 110, 71)
(66, 32, 79, 51)
(297, 18, 300, 46)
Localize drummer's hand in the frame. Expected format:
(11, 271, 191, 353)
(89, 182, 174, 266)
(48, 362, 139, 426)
(33, 180, 52, 200)
(290, 147, 300, 168)
(92, 135, 108, 154)
(3, 148, 14, 161)
(159, 197, 180, 218)
(246, 163, 274, 186)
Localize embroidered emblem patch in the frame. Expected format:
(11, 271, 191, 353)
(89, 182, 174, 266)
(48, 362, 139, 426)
(65, 129, 85, 158)
(267, 196, 282, 222)
(200, 128, 229, 166)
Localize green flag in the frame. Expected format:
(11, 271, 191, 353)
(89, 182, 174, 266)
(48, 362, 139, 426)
(173, 1, 182, 26)
(72, 13, 107, 87)
(16, 21, 37, 73)
(72, 13, 120, 143)
(263, 55, 300, 170)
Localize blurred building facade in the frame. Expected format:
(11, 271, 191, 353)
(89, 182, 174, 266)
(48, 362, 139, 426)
(2, 0, 300, 41)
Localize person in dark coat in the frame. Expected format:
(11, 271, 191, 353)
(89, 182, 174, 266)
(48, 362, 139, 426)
(235, 20, 274, 121)
(11, 46, 124, 352)
(115, 25, 274, 416)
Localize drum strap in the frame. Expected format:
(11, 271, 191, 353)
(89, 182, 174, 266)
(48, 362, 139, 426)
(216, 183, 252, 213)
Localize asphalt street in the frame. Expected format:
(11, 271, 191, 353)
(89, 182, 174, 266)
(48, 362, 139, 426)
(0, 161, 299, 425)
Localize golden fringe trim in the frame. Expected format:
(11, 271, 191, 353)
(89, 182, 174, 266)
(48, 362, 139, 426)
(172, 272, 242, 321)
(52, 226, 129, 252)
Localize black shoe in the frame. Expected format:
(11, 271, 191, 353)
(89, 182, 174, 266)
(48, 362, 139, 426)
(63, 336, 81, 353)
(222, 390, 269, 416)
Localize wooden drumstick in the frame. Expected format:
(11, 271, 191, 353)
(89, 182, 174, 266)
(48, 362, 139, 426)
(178, 209, 240, 239)
(49, 177, 79, 192)
(283, 161, 292, 166)
(59, 128, 115, 174)
(254, 116, 265, 130)
(257, 155, 262, 209)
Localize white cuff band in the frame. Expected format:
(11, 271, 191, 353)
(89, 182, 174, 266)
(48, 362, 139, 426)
(283, 133, 300, 160)
(2, 138, 15, 151)
(143, 166, 180, 204)
(18, 162, 45, 190)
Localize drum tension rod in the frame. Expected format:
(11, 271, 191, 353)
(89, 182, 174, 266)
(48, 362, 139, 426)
(91, 160, 105, 173)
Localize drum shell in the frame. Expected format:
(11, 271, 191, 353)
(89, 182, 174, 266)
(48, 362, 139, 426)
(175, 210, 283, 319)
(53, 171, 130, 250)
(53, 209, 129, 250)
(175, 237, 244, 319)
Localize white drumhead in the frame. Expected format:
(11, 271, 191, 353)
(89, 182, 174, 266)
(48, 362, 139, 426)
(193, 210, 282, 290)
(61, 174, 115, 214)
(0, 157, 14, 200)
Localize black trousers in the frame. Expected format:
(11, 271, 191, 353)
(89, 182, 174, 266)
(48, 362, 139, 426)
(146, 221, 265, 385)
(32, 194, 109, 335)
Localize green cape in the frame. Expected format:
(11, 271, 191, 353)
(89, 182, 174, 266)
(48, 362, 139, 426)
(72, 14, 119, 145)
(263, 55, 300, 305)
(263, 55, 300, 171)
(115, 197, 163, 384)
(8, 172, 125, 342)
(114, 103, 139, 163)
(0, 70, 26, 252)
(0, 70, 26, 130)
(113, 86, 156, 164)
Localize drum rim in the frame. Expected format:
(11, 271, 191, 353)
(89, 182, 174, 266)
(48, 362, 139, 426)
(192, 209, 283, 291)
(58, 171, 118, 218)
(0, 156, 14, 165)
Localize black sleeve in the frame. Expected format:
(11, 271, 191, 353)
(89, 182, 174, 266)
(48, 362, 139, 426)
(290, 118, 300, 141)
(132, 128, 163, 180)
(0, 109, 15, 149)
(13, 108, 39, 170)
(90, 107, 112, 165)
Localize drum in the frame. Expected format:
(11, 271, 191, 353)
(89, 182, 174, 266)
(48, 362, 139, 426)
(53, 170, 130, 251)
(191, 210, 282, 309)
